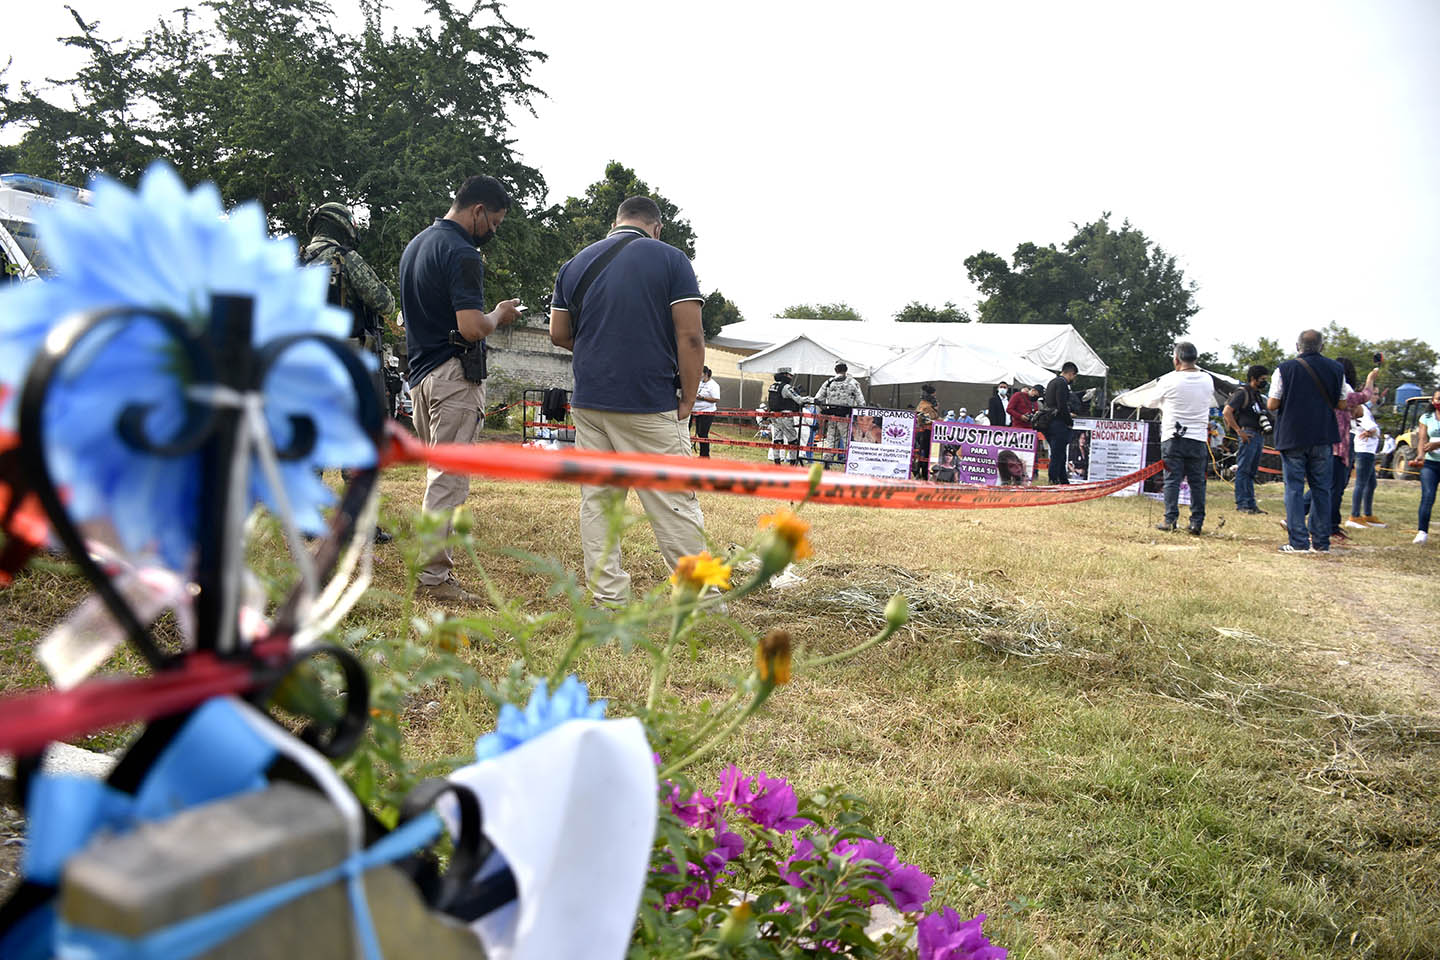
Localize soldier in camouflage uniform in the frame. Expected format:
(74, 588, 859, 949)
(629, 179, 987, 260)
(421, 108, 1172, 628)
(812, 361, 866, 468)
(302, 202, 397, 543)
(301, 202, 396, 356)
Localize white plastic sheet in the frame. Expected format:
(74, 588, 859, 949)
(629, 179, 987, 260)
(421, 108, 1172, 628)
(442, 718, 657, 960)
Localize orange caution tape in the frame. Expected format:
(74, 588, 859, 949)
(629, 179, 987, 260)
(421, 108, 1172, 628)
(382, 425, 1165, 510)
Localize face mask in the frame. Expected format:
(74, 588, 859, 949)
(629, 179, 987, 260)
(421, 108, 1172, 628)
(998, 388, 1008, 396)
(471, 209, 495, 247)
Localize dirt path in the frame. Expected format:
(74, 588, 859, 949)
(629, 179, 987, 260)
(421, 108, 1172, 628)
(1322, 556, 1440, 714)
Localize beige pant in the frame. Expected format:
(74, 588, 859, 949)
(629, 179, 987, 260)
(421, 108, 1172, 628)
(412, 357, 484, 586)
(573, 407, 706, 602)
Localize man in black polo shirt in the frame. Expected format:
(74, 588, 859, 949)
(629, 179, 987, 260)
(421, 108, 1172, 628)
(1223, 364, 1270, 514)
(398, 175, 523, 603)
(549, 196, 706, 603)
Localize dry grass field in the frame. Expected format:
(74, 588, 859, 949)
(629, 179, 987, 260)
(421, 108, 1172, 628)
(2, 425, 1438, 959)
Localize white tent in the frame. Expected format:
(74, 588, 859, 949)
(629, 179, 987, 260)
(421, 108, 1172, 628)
(1110, 367, 1241, 414)
(711, 318, 1107, 378)
(868, 338, 1054, 386)
(736, 334, 877, 377)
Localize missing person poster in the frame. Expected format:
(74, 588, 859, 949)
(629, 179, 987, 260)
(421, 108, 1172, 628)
(1072, 418, 1150, 496)
(927, 421, 1038, 486)
(844, 407, 916, 479)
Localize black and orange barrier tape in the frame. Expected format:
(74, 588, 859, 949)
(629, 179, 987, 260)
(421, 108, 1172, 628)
(382, 424, 1165, 510)
(522, 402, 854, 424)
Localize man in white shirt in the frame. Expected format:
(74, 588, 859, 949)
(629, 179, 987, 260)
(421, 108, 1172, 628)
(1154, 341, 1216, 534)
(692, 365, 721, 457)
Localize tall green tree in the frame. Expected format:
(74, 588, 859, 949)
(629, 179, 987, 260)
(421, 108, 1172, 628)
(964, 215, 1199, 387)
(1233, 326, 1437, 394)
(1229, 337, 1287, 377)
(701, 290, 743, 339)
(893, 300, 970, 323)
(779, 302, 864, 321)
(0, 0, 555, 307)
(553, 161, 696, 258)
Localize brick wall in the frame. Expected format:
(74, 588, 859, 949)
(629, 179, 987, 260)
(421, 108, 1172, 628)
(484, 323, 573, 403)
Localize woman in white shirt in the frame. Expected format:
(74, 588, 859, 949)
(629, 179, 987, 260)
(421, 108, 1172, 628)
(1346, 404, 1383, 528)
(692, 366, 721, 458)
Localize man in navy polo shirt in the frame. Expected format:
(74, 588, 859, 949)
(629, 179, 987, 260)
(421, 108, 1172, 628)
(398, 174, 523, 603)
(549, 196, 707, 603)
(1267, 328, 1344, 554)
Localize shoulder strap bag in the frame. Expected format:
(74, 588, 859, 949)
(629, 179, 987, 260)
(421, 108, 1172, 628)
(1293, 356, 1342, 410)
(568, 233, 643, 338)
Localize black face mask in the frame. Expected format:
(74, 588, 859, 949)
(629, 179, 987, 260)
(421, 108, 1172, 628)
(471, 210, 495, 247)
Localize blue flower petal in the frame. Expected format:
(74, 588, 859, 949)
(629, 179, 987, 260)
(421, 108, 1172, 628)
(472, 676, 608, 762)
(0, 162, 380, 571)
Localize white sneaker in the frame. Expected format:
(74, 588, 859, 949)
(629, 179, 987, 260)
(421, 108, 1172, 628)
(1415, 531, 1429, 545)
(1343, 519, 1367, 529)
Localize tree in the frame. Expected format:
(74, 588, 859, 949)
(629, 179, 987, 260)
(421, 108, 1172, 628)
(0, 0, 556, 308)
(702, 290, 743, 340)
(553, 161, 696, 259)
(779, 302, 864, 321)
(964, 215, 1199, 388)
(1229, 337, 1286, 377)
(893, 301, 970, 323)
(1233, 325, 1437, 396)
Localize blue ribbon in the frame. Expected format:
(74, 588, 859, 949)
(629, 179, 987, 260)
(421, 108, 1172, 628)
(23, 700, 275, 886)
(54, 812, 443, 960)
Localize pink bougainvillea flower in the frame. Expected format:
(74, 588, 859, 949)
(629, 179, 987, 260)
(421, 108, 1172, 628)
(917, 909, 1007, 960)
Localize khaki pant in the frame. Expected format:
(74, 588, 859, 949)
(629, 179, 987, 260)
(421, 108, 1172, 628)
(412, 357, 484, 586)
(573, 407, 706, 602)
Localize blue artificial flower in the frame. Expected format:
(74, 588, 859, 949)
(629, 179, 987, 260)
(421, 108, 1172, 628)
(0, 162, 376, 568)
(474, 676, 608, 761)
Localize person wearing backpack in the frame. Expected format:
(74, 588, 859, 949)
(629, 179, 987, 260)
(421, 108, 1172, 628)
(302, 202, 398, 544)
(301, 202, 396, 354)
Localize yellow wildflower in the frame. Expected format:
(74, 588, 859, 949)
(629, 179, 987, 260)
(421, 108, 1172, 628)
(755, 628, 793, 685)
(758, 508, 814, 561)
(669, 551, 732, 593)
(718, 901, 754, 946)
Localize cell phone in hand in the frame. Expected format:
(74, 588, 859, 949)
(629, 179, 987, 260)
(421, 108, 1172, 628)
(1373, 351, 1384, 365)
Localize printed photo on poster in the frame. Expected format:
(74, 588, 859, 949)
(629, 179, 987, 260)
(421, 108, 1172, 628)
(1073, 418, 1150, 496)
(845, 407, 916, 479)
(927, 422, 1038, 487)
(1067, 428, 1092, 481)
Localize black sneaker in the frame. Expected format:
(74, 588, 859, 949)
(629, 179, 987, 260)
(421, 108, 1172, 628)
(373, 526, 393, 545)
(1187, 525, 1203, 536)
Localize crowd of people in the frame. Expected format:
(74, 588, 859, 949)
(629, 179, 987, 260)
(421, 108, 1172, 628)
(1155, 330, 1435, 552)
(314, 173, 1434, 608)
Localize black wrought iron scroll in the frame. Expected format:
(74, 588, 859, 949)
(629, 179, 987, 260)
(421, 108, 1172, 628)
(14, 293, 384, 752)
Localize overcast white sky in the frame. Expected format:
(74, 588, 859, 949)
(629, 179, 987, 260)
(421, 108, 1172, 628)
(5, 0, 1439, 360)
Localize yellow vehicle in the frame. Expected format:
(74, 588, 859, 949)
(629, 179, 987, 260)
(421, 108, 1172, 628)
(1385, 395, 1431, 480)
